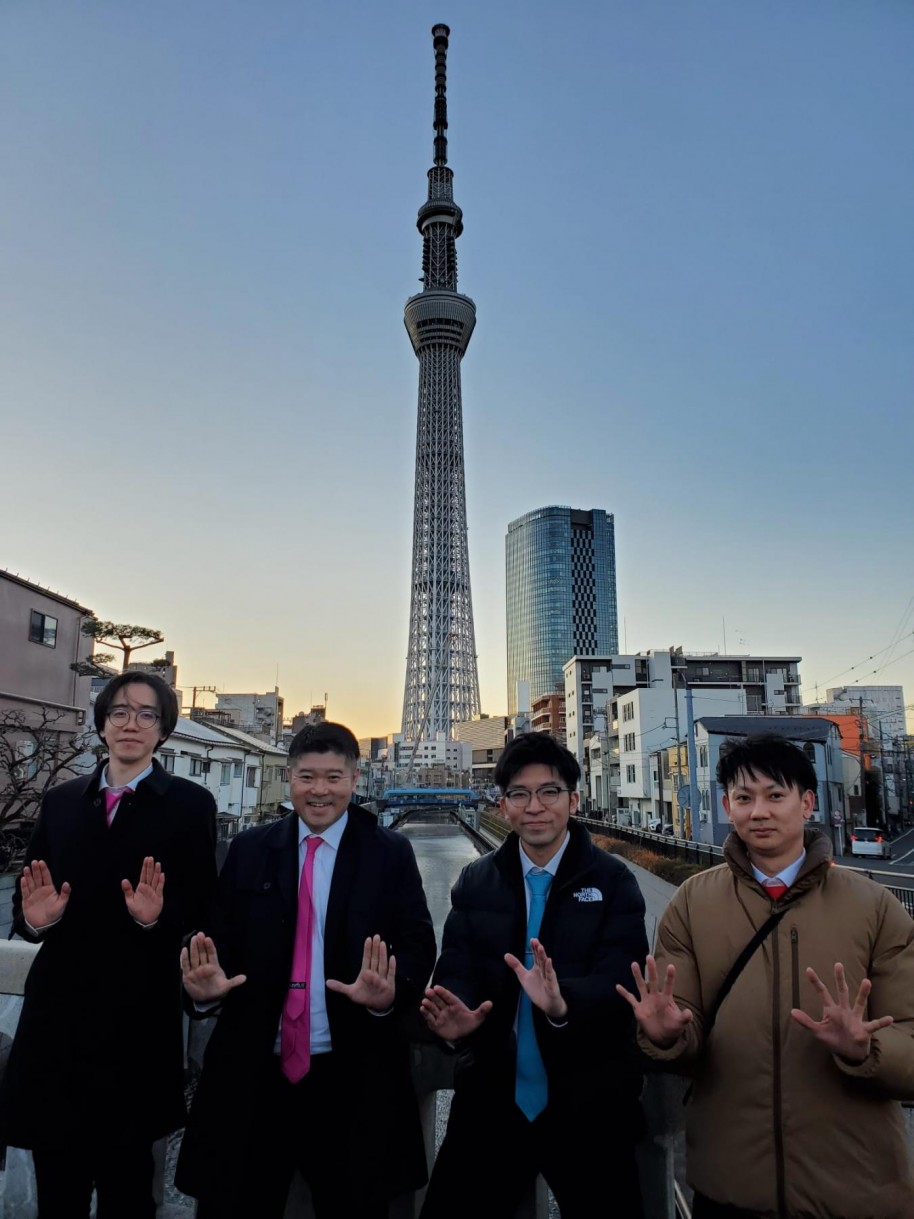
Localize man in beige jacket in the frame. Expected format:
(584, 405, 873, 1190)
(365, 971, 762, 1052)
(619, 733, 914, 1219)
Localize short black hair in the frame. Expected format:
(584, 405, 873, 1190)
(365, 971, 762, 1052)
(716, 734, 817, 795)
(494, 732, 581, 792)
(288, 722, 360, 767)
(94, 672, 179, 745)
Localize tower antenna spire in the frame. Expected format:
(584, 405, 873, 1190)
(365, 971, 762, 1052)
(431, 23, 450, 167)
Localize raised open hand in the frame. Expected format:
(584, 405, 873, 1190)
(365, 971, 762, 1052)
(791, 963, 893, 1063)
(327, 935, 396, 1011)
(505, 937, 567, 1020)
(180, 932, 247, 1003)
(122, 856, 165, 926)
(20, 859, 70, 931)
(616, 955, 693, 1048)
(420, 985, 493, 1041)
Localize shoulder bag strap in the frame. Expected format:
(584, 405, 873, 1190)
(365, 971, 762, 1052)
(683, 907, 786, 1104)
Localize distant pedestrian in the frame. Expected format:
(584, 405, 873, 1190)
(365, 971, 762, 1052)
(619, 733, 914, 1219)
(0, 672, 217, 1219)
(420, 732, 648, 1219)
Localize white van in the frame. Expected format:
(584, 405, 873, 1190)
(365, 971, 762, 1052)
(850, 826, 892, 860)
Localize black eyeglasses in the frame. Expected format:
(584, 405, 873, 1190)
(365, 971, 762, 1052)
(106, 707, 160, 729)
(503, 785, 572, 810)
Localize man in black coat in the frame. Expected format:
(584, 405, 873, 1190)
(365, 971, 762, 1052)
(0, 672, 217, 1219)
(176, 721, 436, 1219)
(420, 732, 648, 1219)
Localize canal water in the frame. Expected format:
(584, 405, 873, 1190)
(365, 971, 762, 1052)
(399, 821, 481, 943)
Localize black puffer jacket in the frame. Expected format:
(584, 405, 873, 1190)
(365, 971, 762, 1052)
(434, 819, 648, 1110)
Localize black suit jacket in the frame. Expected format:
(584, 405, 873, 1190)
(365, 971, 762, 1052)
(0, 760, 217, 1150)
(176, 804, 436, 1201)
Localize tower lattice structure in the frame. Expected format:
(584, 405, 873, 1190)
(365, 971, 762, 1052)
(401, 24, 480, 742)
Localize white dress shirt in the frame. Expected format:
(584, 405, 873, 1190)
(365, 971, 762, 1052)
(751, 848, 807, 890)
(99, 761, 154, 825)
(287, 811, 349, 1055)
(517, 831, 571, 1029)
(518, 831, 570, 916)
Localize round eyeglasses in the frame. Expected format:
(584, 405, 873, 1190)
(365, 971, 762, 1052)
(106, 707, 160, 729)
(503, 785, 572, 810)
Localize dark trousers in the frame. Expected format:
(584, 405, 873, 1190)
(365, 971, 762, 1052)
(692, 1195, 762, 1219)
(32, 1143, 155, 1219)
(195, 1054, 388, 1219)
(420, 1084, 644, 1219)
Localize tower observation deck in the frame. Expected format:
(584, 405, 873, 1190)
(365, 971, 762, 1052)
(401, 24, 481, 742)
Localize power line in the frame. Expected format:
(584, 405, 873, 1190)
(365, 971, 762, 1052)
(805, 632, 914, 693)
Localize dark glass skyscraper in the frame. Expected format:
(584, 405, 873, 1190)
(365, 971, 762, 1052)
(506, 507, 618, 717)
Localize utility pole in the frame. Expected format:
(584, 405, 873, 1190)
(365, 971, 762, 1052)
(878, 720, 890, 831)
(180, 685, 218, 714)
(685, 685, 701, 843)
(858, 695, 867, 825)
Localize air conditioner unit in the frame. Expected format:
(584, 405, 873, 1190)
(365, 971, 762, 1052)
(699, 812, 709, 823)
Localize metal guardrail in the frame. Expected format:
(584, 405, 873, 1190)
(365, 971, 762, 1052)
(578, 819, 725, 868)
(479, 809, 510, 844)
(673, 1181, 692, 1219)
(856, 869, 914, 917)
(579, 819, 914, 915)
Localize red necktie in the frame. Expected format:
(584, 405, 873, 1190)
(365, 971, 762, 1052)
(104, 787, 127, 827)
(763, 879, 788, 901)
(281, 836, 324, 1083)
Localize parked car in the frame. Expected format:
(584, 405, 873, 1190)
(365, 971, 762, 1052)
(661, 823, 675, 836)
(850, 826, 892, 860)
(647, 818, 663, 833)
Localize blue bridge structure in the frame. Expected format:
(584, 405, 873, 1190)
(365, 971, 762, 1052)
(378, 787, 481, 811)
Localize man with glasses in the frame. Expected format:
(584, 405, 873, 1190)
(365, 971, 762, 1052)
(0, 672, 216, 1218)
(419, 732, 648, 1219)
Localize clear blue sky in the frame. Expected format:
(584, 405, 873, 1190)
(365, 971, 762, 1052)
(2, 1, 912, 736)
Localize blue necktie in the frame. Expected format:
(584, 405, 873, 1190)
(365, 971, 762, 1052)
(515, 869, 552, 1121)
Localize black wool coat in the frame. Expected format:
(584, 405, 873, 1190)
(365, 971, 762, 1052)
(0, 760, 217, 1150)
(433, 819, 648, 1117)
(175, 805, 437, 1203)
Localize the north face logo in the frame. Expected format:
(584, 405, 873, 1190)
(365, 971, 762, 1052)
(573, 887, 602, 902)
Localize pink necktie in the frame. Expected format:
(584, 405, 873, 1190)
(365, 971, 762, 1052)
(281, 836, 324, 1083)
(104, 787, 127, 827)
(764, 879, 788, 901)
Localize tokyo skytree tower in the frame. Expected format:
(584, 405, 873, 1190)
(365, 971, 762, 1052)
(401, 24, 480, 741)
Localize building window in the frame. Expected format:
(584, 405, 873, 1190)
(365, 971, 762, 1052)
(29, 610, 58, 648)
(220, 762, 232, 786)
(160, 753, 175, 773)
(234, 760, 243, 778)
(622, 703, 634, 722)
(15, 742, 39, 781)
(625, 764, 636, 783)
(190, 758, 210, 778)
(623, 733, 636, 752)
(699, 745, 708, 767)
(246, 766, 257, 787)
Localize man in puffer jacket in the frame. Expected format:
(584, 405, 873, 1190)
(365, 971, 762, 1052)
(619, 732, 914, 1219)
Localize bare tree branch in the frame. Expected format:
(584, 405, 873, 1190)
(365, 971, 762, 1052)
(0, 709, 102, 865)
